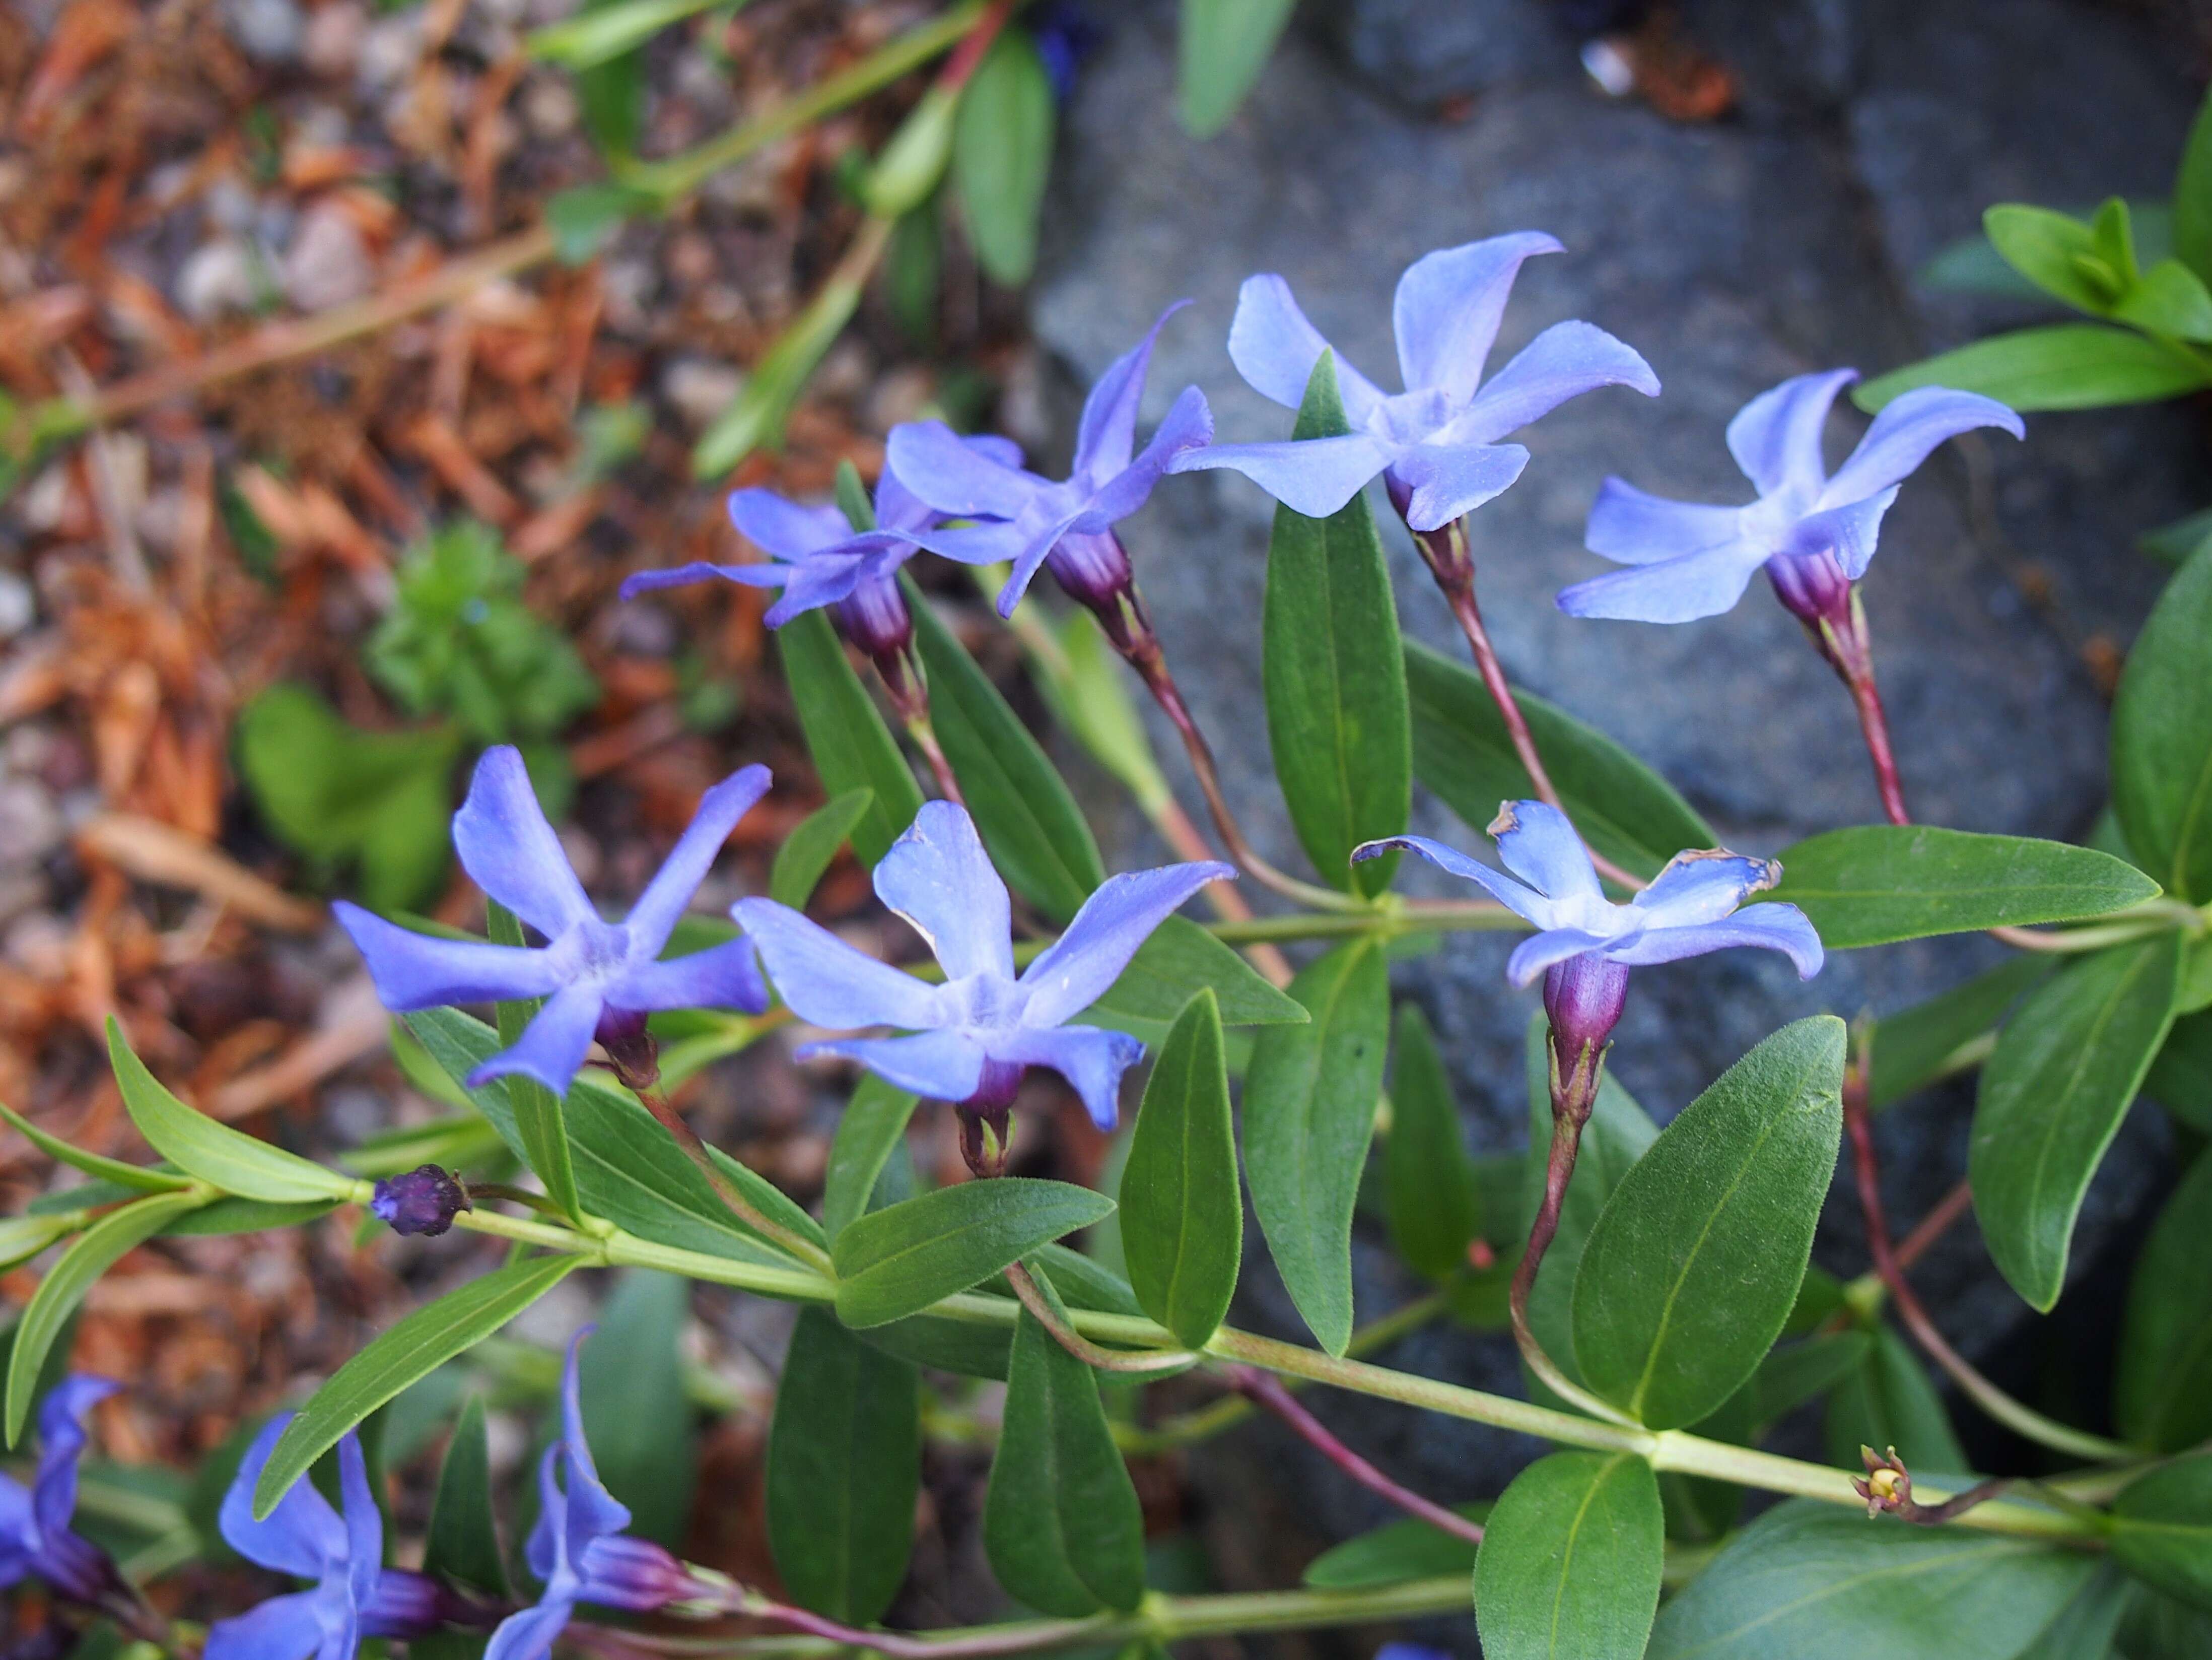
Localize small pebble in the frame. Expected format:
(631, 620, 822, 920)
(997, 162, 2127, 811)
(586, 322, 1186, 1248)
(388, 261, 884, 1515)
(661, 359, 743, 431)
(283, 205, 374, 311)
(0, 571, 33, 640)
(223, 0, 305, 63)
(522, 75, 578, 140)
(303, 1, 367, 75)
(177, 239, 259, 321)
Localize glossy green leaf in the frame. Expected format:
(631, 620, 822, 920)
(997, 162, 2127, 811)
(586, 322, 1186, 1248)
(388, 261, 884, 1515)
(2114, 544, 2212, 903)
(7, 1189, 206, 1445)
(1571, 1017, 1845, 1428)
(850, 1242, 1141, 1382)
(485, 904, 585, 1224)
(255, 1255, 582, 1516)
(2117, 260, 2212, 341)
(545, 184, 653, 264)
(2149, 1008, 2212, 1132)
(2140, 505, 2212, 566)
(2014, 1564, 2133, 1660)
(1021, 604, 1174, 816)
(1406, 640, 1712, 881)
(1824, 1324, 1970, 1477)
(1475, 1451, 1663, 1660)
(1765, 826, 2160, 947)
(1242, 940, 1389, 1355)
(1866, 956, 2054, 1109)
(164, 1196, 338, 1236)
(1741, 1331, 1871, 1427)
(2113, 1455, 2212, 1611)
(952, 27, 1054, 286)
(1386, 1004, 1479, 1281)
(1299, 1504, 1488, 1589)
(2175, 82, 2212, 283)
(1178, 0, 1294, 137)
(692, 263, 864, 476)
(820, 1075, 920, 1244)
(2121, 1582, 2212, 1657)
(2118, 1148, 2212, 1452)
(0, 1213, 83, 1274)
(1082, 915, 1305, 1027)
(424, 1396, 507, 1599)
(0, 1097, 189, 1193)
(1854, 323, 2210, 413)
(577, 1271, 695, 1545)
(1647, 1499, 2096, 1660)
(526, 0, 720, 68)
(1121, 990, 1240, 1347)
(573, 2, 644, 157)
(774, 611, 923, 866)
(1984, 204, 2120, 313)
(831, 1178, 1115, 1329)
(1261, 354, 1410, 896)
(106, 1018, 351, 1202)
(1971, 934, 2184, 1310)
(770, 789, 874, 911)
(769, 1306, 920, 1624)
(903, 576, 1103, 920)
(982, 1266, 1146, 1615)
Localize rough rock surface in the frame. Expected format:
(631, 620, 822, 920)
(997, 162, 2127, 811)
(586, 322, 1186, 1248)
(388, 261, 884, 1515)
(1031, 0, 2204, 1601)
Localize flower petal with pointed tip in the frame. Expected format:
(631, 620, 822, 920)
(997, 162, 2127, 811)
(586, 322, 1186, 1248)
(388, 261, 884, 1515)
(1555, 542, 1772, 624)
(1583, 479, 1744, 565)
(1724, 369, 1858, 498)
(1227, 275, 1390, 423)
(465, 980, 605, 1094)
(1392, 232, 1564, 405)
(1817, 385, 2024, 509)
(1075, 300, 1191, 483)
(1019, 861, 1234, 1028)
(1455, 320, 1658, 444)
(452, 748, 595, 939)
(732, 899, 949, 1031)
(799, 1030, 990, 1104)
(991, 1025, 1145, 1129)
(874, 800, 1014, 981)
(625, 766, 771, 955)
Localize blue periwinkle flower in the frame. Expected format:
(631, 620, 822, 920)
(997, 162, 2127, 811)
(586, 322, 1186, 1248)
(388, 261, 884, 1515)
(206, 1420, 441, 1660)
(1167, 234, 1658, 532)
(337, 746, 771, 1096)
(617, 435, 1023, 665)
(1555, 370, 2023, 627)
(735, 801, 1232, 1133)
(885, 303, 1214, 618)
(0, 1377, 127, 1609)
(1356, 801, 1821, 1062)
(486, 1330, 710, 1660)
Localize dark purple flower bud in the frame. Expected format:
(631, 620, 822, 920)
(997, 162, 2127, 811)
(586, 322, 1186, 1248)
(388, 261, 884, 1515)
(1542, 951, 1630, 1117)
(1764, 547, 1852, 632)
(1044, 530, 1136, 616)
(834, 573, 915, 666)
(371, 1165, 471, 1238)
(572, 1536, 714, 1613)
(956, 1056, 1026, 1178)
(362, 1568, 448, 1638)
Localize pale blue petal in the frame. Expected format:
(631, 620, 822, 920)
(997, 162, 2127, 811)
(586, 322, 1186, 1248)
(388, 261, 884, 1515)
(1167, 432, 1399, 517)
(759, 553, 867, 625)
(1392, 232, 1563, 405)
(963, 433, 1025, 470)
(1226, 274, 1389, 426)
(909, 519, 1034, 569)
(1081, 385, 1214, 517)
(522, 1444, 562, 1586)
(874, 802, 1013, 981)
(610, 938, 768, 1015)
(1351, 834, 1551, 926)
(1386, 441, 1529, 532)
(991, 1025, 1145, 1130)
(221, 1417, 345, 1580)
(1019, 861, 1234, 1028)
(452, 747, 595, 939)
(1452, 320, 1658, 444)
(1488, 801, 1605, 906)
(337, 1435, 382, 1615)
(483, 1593, 578, 1660)
(1817, 385, 2023, 509)
(335, 904, 568, 1011)
(732, 899, 948, 1030)
(1786, 486, 1899, 580)
(465, 980, 604, 1096)
(619, 561, 786, 601)
(623, 765, 771, 955)
(1554, 542, 1769, 623)
(886, 421, 1038, 521)
(993, 514, 1086, 618)
(800, 1030, 988, 1103)
(1074, 301, 1188, 482)
(1584, 479, 1744, 565)
(1725, 369, 1857, 497)
(32, 1376, 113, 1539)
(1606, 903, 1824, 978)
(556, 1329, 632, 1553)
(1504, 929, 1614, 987)
(205, 1591, 325, 1660)
(1632, 849, 1779, 927)
(726, 491, 848, 559)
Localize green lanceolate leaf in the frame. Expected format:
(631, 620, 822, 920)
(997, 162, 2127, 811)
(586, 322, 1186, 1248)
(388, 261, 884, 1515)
(577, 1271, 695, 1545)
(545, 183, 653, 264)
(820, 1076, 921, 1244)
(1823, 1324, 1969, 1477)
(1242, 939, 1389, 1355)
(2150, 1009, 2212, 1132)
(1475, 1451, 1664, 1660)
(1866, 956, 2055, 1109)
(1571, 1017, 1845, 1428)
(0, 1213, 84, 1274)
(2118, 1148, 2212, 1452)
(485, 904, 584, 1224)
(255, 1254, 581, 1517)
(831, 1179, 1115, 1329)
(1854, 324, 2211, 413)
(903, 576, 1103, 920)
(2176, 82, 2212, 284)
(1300, 1504, 1489, 1589)
(776, 609, 923, 865)
(1261, 354, 1411, 896)
(1121, 990, 1240, 1347)
(1738, 1331, 1871, 1428)
(1984, 204, 2122, 313)
(1647, 1500, 2096, 1660)
(982, 1265, 1146, 1615)
(769, 1306, 920, 1624)
(2114, 544, 2212, 903)
(424, 1396, 508, 1598)
(1971, 934, 2184, 1311)
(1177, 0, 1294, 137)
(770, 789, 875, 910)
(106, 1019, 351, 1202)
(7, 1189, 207, 1444)
(1083, 915, 1306, 1028)
(1385, 1003, 1479, 1282)
(2113, 1455, 2212, 1612)
(1765, 826, 2161, 947)
(2014, 1564, 2133, 1660)
(850, 1242, 1141, 1383)
(0, 1098, 189, 1193)
(1405, 640, 1712, 881)
(952, 26, 1054, 286)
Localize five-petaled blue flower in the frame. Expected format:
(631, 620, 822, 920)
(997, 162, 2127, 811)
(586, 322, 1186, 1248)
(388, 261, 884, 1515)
(1555, 370, 2023, 626)
(885, 304, 1214, 617)
(734, 801, 1232, 1128)
(1166, 234, 1658, 531)
(617, 434, 1023, 661)
(486, 1329, 707, 1660)
(206, 1419, 441, 1660)
(0, 1376, 126, 1609)
(337, 746, 772, 1097)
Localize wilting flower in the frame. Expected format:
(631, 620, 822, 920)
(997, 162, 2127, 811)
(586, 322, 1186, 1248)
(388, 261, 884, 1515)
(1555, 370, 2023, 627)
(486, 1330, 712, 1660)
(1355, 801, 1821, 1067)
(0, 1378, 126, 1609)
(206, 1420, 442, 1660)
(337, 747, 771, 1096)
(736, 801, 1231, 1134)
(617, 435, 1022, 664)
(370, 1165, 471, 1237)
(885, 304, 1213, 617)
(1166, 234, 1657, 530)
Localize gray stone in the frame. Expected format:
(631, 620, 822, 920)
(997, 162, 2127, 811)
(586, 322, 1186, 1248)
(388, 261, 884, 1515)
(283, 206, 374, 312)
(1310, 0, 1576, 108)
(222, 0, 304, 64)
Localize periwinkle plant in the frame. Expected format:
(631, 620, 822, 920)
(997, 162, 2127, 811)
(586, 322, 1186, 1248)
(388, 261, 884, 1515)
(7, 226, 2208, 1660)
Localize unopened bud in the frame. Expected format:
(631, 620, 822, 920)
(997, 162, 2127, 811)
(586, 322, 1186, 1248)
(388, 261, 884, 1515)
(1045, 530, 1137, 616)
(957, 1057, 1024, 1178)
(1851, 1445, 1913, 1517)
(577, 1536, 722, 1613)
(371, 1165, 471, 1238)
(1765, 548, 1852, 631)
(835, 574, 916, 668)
(1542, 950, 1629, 1111)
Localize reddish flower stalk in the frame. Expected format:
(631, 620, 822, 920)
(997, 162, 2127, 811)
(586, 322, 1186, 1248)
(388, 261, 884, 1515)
(1230, 1369, 1485, 1545)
